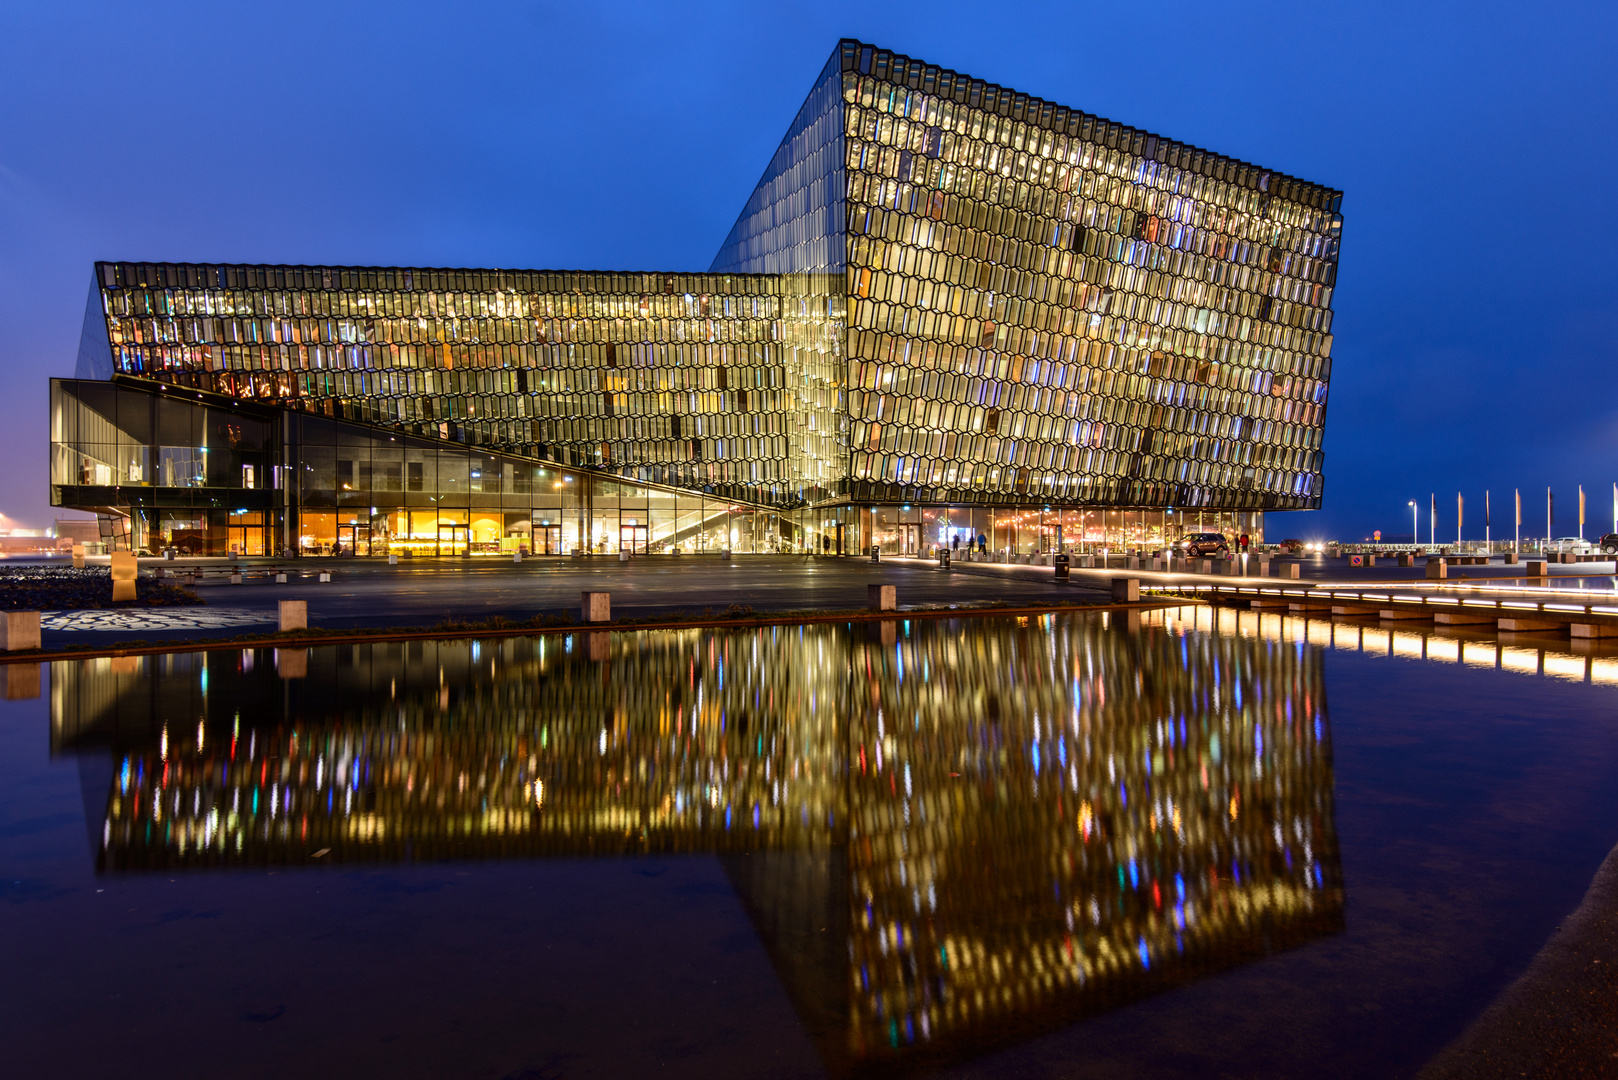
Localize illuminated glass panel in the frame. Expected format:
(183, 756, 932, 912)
(832, 41, 1340, 511)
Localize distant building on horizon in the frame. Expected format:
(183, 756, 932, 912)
(48, 39, 1341, 557)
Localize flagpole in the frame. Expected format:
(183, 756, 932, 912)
(1456, 492, 1463, 548)
(1430, 493, 1436, 548)
(1485, 489, 1491, 550)
(1579, 484, 1585, 542)
(1514, 488, 1521, 552)
(1547, 487, 1553, 552)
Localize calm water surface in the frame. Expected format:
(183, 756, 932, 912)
(4, 608, 1618, 1079)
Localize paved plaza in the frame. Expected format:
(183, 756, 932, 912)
(20, 551, 1618, 650)
(33, 555, 1114, 649)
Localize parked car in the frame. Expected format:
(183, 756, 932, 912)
(1276, 538, 1305, 554)
(1178, 532, 1230, 556)
(1548, 537, 1592, 554)
(1599, 533, 1618, 554)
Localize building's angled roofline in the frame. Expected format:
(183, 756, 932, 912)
(93, 261, 781, 294)
(838, 37, 1342, 213)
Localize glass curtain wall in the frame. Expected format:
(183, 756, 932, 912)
(856, 504, 1263, 556)
(85, 263, 830, 513)
(835, 40, 1340, 513)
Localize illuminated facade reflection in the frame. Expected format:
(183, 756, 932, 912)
(51, 39, 1339, 557)
(55, 613, 1341, 1071)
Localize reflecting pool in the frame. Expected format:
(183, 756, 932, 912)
(5, 609, 1618, 1077)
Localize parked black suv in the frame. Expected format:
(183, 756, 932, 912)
(1178, 532, 1230, 556)
(1600, 533, 1618, 554)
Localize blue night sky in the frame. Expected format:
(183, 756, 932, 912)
(2, 1, 1613, 541)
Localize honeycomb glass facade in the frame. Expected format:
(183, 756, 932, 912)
(52, 39, 1340, 557)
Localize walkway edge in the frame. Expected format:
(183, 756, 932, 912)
(0, 599, 1187, 665)
(1419, 841, 1618, 1078)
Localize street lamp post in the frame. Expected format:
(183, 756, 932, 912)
(1408, 500, 1417, 550)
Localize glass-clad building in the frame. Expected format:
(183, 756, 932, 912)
(50, 39, 1341, 557)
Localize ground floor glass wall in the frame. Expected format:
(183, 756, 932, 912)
(856, 506, 1265, 556)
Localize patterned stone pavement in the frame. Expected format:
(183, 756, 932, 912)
(40, 608, 271, 632)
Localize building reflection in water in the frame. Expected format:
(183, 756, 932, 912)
(52, 611, 1342, 1073)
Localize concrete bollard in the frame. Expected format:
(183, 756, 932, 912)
(230, 571, 243, 585)
(513, 552, 523, 564)
(110, 551, 137, 602)
(1111, 577, 1140, 603)
(1525, 559, 1548, 578)
(1277, 562, 1301, 579)
(0, 611, 42, 651)
(867, 584, 897, 611)
(317, 571, 332, 583)
(275, 573, 288, 584)
(1504, 552, 1518, 565)
(278, 599, 307, 632)
(1397, 554, 1414, 567)
(619, 550, 630, 562)
(1425, 558, 1447, 580)
(71, 544, 86, 568)
(1194, 559, 1213, 575)
(582, 591, 611, 623)
(388, 553, 399, 565)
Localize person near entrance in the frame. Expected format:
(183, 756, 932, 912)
(1239, 532, 1250, 553)
(977, 533, 987, 554)
(952, 535, 960, 552)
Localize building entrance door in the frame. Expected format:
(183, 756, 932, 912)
(535, 525, 563, 555)
(899, 524, 921, 556)
(437, 524, 470, 556)
(619, 524, 649, 554)
(338, 523, 371, 556)
(834, 523, 846, 556)
(228, 526, 266, 556)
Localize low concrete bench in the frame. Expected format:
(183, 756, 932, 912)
(582, 591, 611, 623)
(1, 611, 41, 651)
(278, 600, 307, 631)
